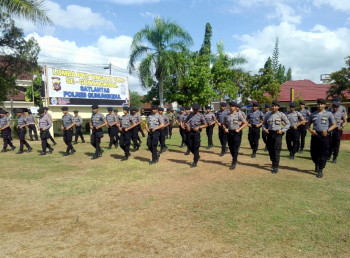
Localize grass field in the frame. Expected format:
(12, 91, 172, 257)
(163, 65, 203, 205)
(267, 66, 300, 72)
(0, 127, 349, 257)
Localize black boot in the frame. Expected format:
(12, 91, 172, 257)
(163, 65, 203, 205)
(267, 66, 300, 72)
(1, 149, 7, 153)
(39, 151, 46, 155)
(272, 166, 278, 174)
(82, 139, 85, 143)
(49, 148, 54, 154)
(317, 169, 323, 178)
(11, 146, 16, 151)
(16, 150, 24, 154)
(98, 149, 104, 157)
(332, 158, 337, 164)
(71, 148, 76, 155)
(73, 141, 77, 145)
(229, 161, 236, 170)
(63, 152, 70, 156)
(251, 151, 256, 158)
(91, 153, 98, 160)
(184, 149, 190, 155)
(190, 161, 197, 168)
(27, 147, 33, 153)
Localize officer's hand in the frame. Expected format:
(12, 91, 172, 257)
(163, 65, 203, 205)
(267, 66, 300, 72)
(90, 125, 93, 129)
(293, 126, 297, 130)
(187, 127, 190, 132)
(217, 122, 221, 127)
(264, 129, 269, 134)
(277, 130, 283, 135)
(225, 129, 229, 133)
(119, 128, 122, 132)
(322, 130, 328, 136)
(338, 127, 342, 131)
(235, 129, 240, 133)
(310, 130, 317, 136)
(248, 124, 252, 128)
(152, 129, 156, 133)
(125, 128, 128, 132)
(193, 127, 199, 132)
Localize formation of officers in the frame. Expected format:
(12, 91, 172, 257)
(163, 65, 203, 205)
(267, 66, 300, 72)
(0, 96, 347, 178)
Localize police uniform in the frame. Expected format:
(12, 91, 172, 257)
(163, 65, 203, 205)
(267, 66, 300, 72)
(329, 101, 346, 163)
(38, 108, 53, 155)
(262, 104, 271, 151)
(26, 111, 38, 141)
(216, 102, 230, 156)
(159, 108, 169, 153)
(247, 102, 264, 157)
(166, 109, 175, 139)
(43, 107, 57, 145)
(182, 107, 191, 155)
(224, 102, 246, 169)
(298, 101, 310, 153)
(330, 97, 348, 117)
(136, 111, 145, 138)
(90, 105, 106, 159)
(177, 108, 186, 147)
(119, 107, 134, 160)
(147, 107, 164, 164)
(16, 110, 32, 154)
(0, 110, 16, 152)
(185, 104, 206, 167)
(204, 107, 216, 148)
(61, 107, 75, 156)
(114, 109, 121, 147)
(106, 107, 118, 149)
(263, 101, 290, 173)
(285, 102, 304, 159)
(73, 111, 85, 144)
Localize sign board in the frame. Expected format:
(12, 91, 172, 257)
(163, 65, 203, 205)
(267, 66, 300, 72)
(45, 66, 129, 106)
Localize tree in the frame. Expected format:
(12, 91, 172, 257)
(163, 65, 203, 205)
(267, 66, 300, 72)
(271, 37, 279, 73)
(199, 22, 212, 56)
(327, 56, 350, 99)
(129, 91, 142, 109)
(25, 68, 43, 107)
(286, 67, 292, 81)
(0, 0, 52, 25)
(128, 17, 193, 107)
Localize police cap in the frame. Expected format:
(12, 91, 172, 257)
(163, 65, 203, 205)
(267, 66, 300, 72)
(43, 107, 49, 111)
(61, 106, 68, 111)
(236, 103, 242, 108)
(332, 101, 340, 107)
(158, 107, 164, 111)
(289, 102, 296, 107)
(131, 107, 138, 112)
(317, 98, 326, 104)
(299, 101, 305, 105)
(191, 104, 200, 110)
(73, 110, 79, 113)
(220, 102, 227, 107)
(265, 103, 271, 108)
(91, 104, 99, 109)
(123, 106, 130, 111)
(0, 110, 6, 114)
(252, 102, 259, 107)
(205, 105, 211, 110)
(229, 101, 237, 107)
(151, 105, 158, 110)
(272, 100, 280, 107)
(16, 109, 23, 113)
(180, 107, 185, 111)
(38, 108, 45, 114)
(333, 97, 340, 102)
(107, 107, 113, 111)
(113, 109, 118, 112)
(185, 106, 191, 110)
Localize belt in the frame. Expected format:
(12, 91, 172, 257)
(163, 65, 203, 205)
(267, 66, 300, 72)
(269, 130, 278, 133)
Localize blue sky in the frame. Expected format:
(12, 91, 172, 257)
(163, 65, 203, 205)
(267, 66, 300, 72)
(13, 0, 350, 94)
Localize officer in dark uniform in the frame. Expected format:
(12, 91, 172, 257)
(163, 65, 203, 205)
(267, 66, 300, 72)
(262, 103, 271, 151)
(331, 97, 348, 119)
(38, 108, 54, 155)
(216, 102, 229, 156)
(89, 105, 107, 160)
(0, 110, 16, 152)
(204, 105, 216, 149)
(263, 100, 290, 173)
(307, 98, 336, 178)
(182, 107, 191, 155)
(297, 101, 310, 153)
(158, 107, 169, 153)
(16, 109, 32, 154)
(184, 104, 207, 168)
(43, 107, 57, 145)
(166, 107, 175, 139)
(131, 107, 142, 152)
(247, 102, 264, 158)
(285, 102, 304, 159)
(106, 107, 118, 149)
(73, 110, 85, 144)
(176, 107, 186, 147)
(146, 106, 164, 164)
(26, 110, 38, 141)
(61, 107, 76, 156)
(118, 106, 136, 161)
(329, 101, 346, 164)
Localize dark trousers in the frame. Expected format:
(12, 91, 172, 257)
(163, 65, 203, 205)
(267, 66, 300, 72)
(48, 130, 56, 144)
(120, 129, 131, 156)
(267, 131, 283, 167)
(131, 127, 139, 148)
(286, 128, 300, 155)
(179, 127, 186, 145)
(138, 124, 145, 137)
(63, 129, 74, 152)
(188, 130, 201, 162)
(206, 124, 214, 146)
(167, 123, 173, 138)
(18, 128, 31, 150)
(90, 128, 103, 154)
(311, 133, 330, 170)
(262, 130, 267, 146)
(248, 126, 260, 152)
(227, 130, 242, 163)
(159, 128, 167, 149)
(298, 125, 307, 151)
(147, 130, 160, 161)
(28, 124, 38, 140)
(2, 128, 14, 150)
(218, 127, 227, 152)
(74, 126, 85, 142)
(40, 129, 51, 152)
(329, 129, 342, 159)
(108, 126, 118, 146)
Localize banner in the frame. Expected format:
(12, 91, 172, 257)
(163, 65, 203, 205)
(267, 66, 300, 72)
(46, 66, 129, 106)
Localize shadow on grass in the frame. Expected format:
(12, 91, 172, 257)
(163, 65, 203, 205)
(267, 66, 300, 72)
(200, 159, 228, 166)
(167, 158, 191, 165)
(167, 149, 185, 154)
(133, 156, 150, 163)
(84, 152, 94, 157)
(110, 153, 125, 160)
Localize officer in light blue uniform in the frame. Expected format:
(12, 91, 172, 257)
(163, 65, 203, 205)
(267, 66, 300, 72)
(38, 108, 53, 155)
(16, 109, 32, 154)
(89, 105, 107, 160)
(106, 107, 118, 149)
(285, 102, 304, 159)
(146, 106, 164, 164)
(73, 110, 85, 144)
(0, 110, 16, 152)
(61, 106, 76, 156)
(216, 102, 229, 156)
(158, 107, 169, 153)
(262, 103, 271, 151)
(118, 106, 136, 161)
(298, 101, 310, 153)
(204, 106, 216, 149)
(247, 102, 264, 158)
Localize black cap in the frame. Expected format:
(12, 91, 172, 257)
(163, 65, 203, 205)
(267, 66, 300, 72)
(191, 104, 200, 110)
(167, 107, 172, 111)
(61, 107, 68, 111)
(252, 102, 259, 106)
(332, 101, 340, 107)
(265, 103, 271, 108)
(180, 107, 185, 111)
(236, 103, 242, 108)
(132, 107, 138, 112)
(113, 109, 118, 112)
(73, 110, 79, 113)
(123, 106, 130, 111)
(107, 107, 113, 111)
(333, 97, 340, 102)
(205, 105, 211, 110)
(317, 98, 326, 104)
(28, 110, 32, 114)
(38, 108, 45, 114)
(185, 106, 191, 110)
(0, 110, 6, 114)
(151, 105, 158, 110)
(16, 109, 23, 113)
(43, 107, 49, 111)
(229, 101, 237, 107)
(299, 101, 305, 105)
(220, 102, 227, 107)
(289, 102, 296, 108)
(91, 104, 98, 109)
(272, 100, 280, 107)
(158, 107, 164, 111)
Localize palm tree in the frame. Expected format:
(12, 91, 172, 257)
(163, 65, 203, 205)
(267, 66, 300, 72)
(0, 0, 52, 25)
(129, 17, 193, 107)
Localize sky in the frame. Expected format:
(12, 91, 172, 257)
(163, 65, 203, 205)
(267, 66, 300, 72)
(13, 0, 350, 94)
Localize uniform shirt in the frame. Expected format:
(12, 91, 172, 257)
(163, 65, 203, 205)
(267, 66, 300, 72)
(135, 113, 142, 123)
(147, 113, 164, 130)
(162, 114, 169, 126)
(166, 112, 175, 123)
(332, 110, 345, 127)
(120, 114, 134, 129)
(263, 111, 290, 133)
(224, 112, 245, 130)
(46, 112, 53, 122)
(17, 116, 27, 127)
(73, 115, 83, 126)
(0, 116, 10, 129)
(26, 114, 35, 124)
(204, 112, 216, 125)
(285, 111, 303, 128)
(247, 110, 264, 126)
(106, 113, 117, 126)
(330, 105, 347, 116)
(299, 108, 310, 121)
(216, 109, 230, 124)
(238, 110, 246, 120)
(115, 114, 122, 124)
(39, 114, 52, 130)
(185, 112, 206, 130)
(180, 113, 188, 123)
(91, 112, 106, 128)
(308, 110, 335, 131)
(62, 113, 74, 129)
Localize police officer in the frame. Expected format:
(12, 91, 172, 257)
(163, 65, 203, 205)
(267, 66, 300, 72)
(26, 110, 39, 141)
(61, 107, 76, 156)
(131, 107, 142, 152)
(298, 101, 310, 153)
(216, 102, 229, 156)
(166, 107, 175, 139)
(182, 107, 191, 155)
(38, 108, 54, 155)
(158, 107, 169, 153)
(16, 109, 32, 154)
(106, 107, 118, 149)
(307, 98, 336, 178)
(0, 110, 16, 152)
(89, 105, 107, 160)
(114, 109, 121, 148)
(204, 105, 216, 149)
(247, 102, 264, 158)
(329, 101, 347, 164)
(331, 97, 348, 119)
(43, 107, 57, 145)
(176, 107, 186, 147)
(136, 109, 145, 139)
(184, 104, 207, 168)
(285, 102, 305, 159)
(236, 104, 246, 120)
(118, 106, 135, 161)
(263, 100, 290, 174)
(73, 110, 85, 144)
(262, 103, 271, 151)
(146, 106, 164, 164)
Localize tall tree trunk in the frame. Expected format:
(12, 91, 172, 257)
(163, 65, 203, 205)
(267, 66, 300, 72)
(159, 77, 164, 107)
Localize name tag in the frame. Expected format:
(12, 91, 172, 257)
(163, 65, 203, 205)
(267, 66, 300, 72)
(275, 119, 281, 125)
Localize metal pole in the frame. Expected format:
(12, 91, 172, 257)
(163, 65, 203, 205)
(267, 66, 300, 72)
(109, 63, 111, 75)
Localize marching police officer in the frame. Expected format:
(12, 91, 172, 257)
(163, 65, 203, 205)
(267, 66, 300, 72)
(184, 104, 207, 168)
(298, 101, 310, 153)
(247, 102, 264, 158)
(166, 107, 175, 139)
(131, 107, 142, 152)
(73, 110, 85, 144)
(307, 98, 336, 178)
(114, 109, 121, 148)
(136, 109, 145, 139)
(38, 108, 54, 155)
(176, 107, 186, 147)
(182, 107, 191, 155)
(263, 100, 290, 174)
(61, 107, 76, 156)
(329, 101, 347, 164)
(26, 110, 39, 141)
(285, 102, 305, 159)
(16, 109, 32, 154)
(331, 97, 348, 119)
(262, 103, 271, 151)
(145, 106, 164, 164)
(43, 107, 57, 145)
(216, 102, 229, 156)
(158, 107, 169, 153)
(223, 101, 247, 170)
(118, 106, 136, 161)
(89, 105, 107, 160)
(106, 107, 118, 149)
(204, 105, 216, 149)
(0, 110, 16, 152)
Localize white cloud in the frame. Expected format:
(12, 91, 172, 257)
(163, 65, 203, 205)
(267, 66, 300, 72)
(312, 0, 350, 13)
(269, 3, 301, 24)
(140, 11, 159, 19)
(107, 0, 160, 4)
